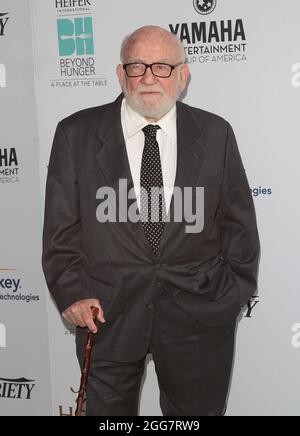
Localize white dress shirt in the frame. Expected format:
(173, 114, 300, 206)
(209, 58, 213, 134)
(121, 98, 177, 215)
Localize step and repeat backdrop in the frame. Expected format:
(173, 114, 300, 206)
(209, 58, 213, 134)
(0, 0, 52, 415)
(1, 0, 300, 416)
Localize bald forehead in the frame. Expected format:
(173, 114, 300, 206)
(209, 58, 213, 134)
(122, 26, 183, 63)
(128, 27, 178, 47)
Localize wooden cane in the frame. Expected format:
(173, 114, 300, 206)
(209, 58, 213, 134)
(75, 306, 99, 416)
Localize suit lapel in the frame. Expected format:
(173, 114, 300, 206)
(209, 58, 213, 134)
(173, 100, 206, 192)
(95, 94, 134, 191)
(158, 101, 206, 254)
(95, 94, 154, 254)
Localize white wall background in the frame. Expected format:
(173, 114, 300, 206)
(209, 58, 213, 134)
(0, 0, 52, 416)
(0, 0, 300, 416)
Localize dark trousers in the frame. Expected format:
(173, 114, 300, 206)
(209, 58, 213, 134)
(77, 288, 236, 416)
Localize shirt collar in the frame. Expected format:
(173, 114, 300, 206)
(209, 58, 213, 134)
(121, 97, 177, 141)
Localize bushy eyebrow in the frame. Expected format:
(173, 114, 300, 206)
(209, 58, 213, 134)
(125, 59, 172, 64)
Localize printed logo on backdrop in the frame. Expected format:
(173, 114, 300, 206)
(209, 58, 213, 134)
(244, 295, 259, 318)
(0, 323, 6, 348)
(55, 0, 92, 14)
(0, 269, 40, 303)
(0, 12, 10, 36)
(291, 64, 300, 88)
(57, 17, 94, 57)
(0, 62, 6, 87)
(58, 386, 86, 416)
(251, 186, 272, 198)
(193, 0, 217, 15)
(0, 378, 36, 400)
(65, 327, 76, 337)
(51, 1, 108, 89)
(0, 148, 20, 184)
(169, 1, 247, 64)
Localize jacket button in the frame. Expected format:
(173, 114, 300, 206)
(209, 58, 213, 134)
(147, 302, 155, 309)
(155, 264, 161, 270)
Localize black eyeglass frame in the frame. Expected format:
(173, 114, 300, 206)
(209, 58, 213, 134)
(123, 62, 183, 78)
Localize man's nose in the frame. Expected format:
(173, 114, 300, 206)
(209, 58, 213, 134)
(141, 66, 158, 85)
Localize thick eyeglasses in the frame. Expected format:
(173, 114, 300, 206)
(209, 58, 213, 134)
(123, 62, 182, 78)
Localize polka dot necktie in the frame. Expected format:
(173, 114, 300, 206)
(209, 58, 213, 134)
(140, 124, 167, 257)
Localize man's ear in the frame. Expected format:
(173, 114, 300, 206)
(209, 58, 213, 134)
(116, 64, 124, 87)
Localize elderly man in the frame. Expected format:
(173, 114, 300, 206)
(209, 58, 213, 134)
(42, 26, 260, 416)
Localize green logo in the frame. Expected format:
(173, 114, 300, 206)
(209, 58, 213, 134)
(57, 17, 94, 56)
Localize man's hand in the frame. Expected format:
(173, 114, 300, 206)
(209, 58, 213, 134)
(62, 298, 105, 333)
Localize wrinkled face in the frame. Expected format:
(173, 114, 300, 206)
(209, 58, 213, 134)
(117, 31, 189, 121)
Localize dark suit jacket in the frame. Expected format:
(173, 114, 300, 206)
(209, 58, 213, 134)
(42, 94, 260, 361)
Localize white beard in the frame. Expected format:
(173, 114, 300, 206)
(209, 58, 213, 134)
(122, 84, 181, 121)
